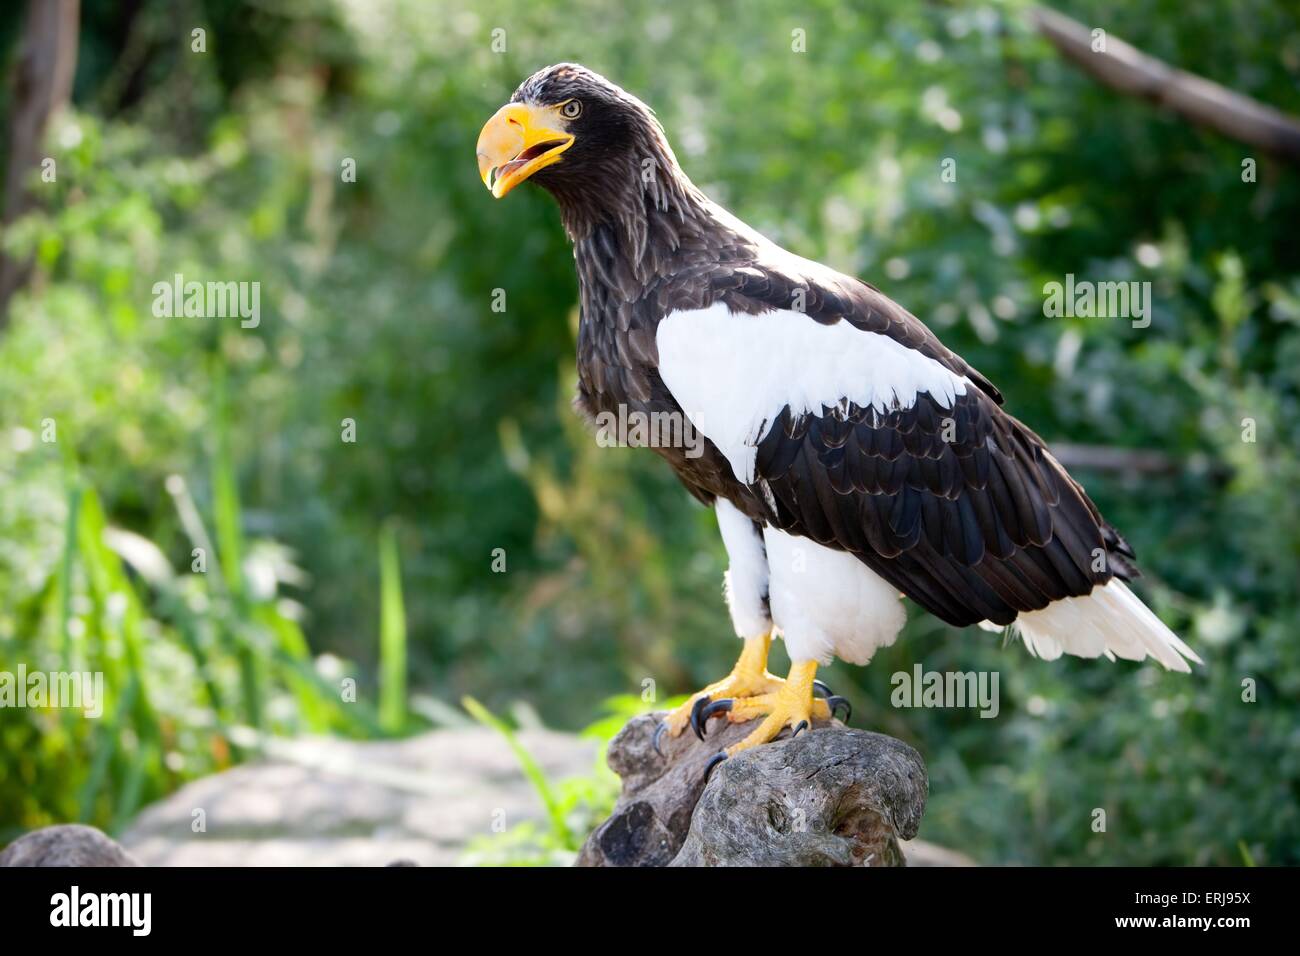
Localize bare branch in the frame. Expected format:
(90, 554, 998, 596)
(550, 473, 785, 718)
(1050, 443, 1178, 476)
(1029, 5, 1300, 165)
(0, 0, 80, 325)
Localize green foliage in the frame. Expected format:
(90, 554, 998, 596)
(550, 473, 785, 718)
(0, 459, 382, 839)
(460, 695, 635, 866)
(2, 0, 1299, 863)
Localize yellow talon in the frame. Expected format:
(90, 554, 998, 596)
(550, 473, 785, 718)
(662, 633, 780, 738)
(725, 660, 820, 756)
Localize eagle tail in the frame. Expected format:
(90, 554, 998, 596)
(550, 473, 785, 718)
(1004, 580, 1202, 673)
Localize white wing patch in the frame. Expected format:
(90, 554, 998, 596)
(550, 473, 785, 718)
(656, 302, 970, 485)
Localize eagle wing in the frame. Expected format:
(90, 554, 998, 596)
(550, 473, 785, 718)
(655, 253, 1136, 629)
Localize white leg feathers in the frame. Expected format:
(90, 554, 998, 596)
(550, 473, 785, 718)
(715, 498, 772, 641)
(762, 527, 906, 666)
(1007, 580, 1202, 673)
(715, 501, 907, 663)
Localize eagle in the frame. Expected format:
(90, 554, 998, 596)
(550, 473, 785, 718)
(476, 64, 1200, 771)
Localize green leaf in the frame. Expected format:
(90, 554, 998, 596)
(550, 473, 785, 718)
(379, 521, 408, 734)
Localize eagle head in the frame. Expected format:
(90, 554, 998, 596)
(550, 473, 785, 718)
(476, 64, 689, 235)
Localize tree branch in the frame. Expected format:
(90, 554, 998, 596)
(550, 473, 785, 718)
(1029, 5, 1300, 165)
(1049, 442, 1180, 476)
(0, 0, 80, 326)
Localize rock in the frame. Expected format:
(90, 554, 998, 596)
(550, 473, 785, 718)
(0, 824, 139, 867)
(577, 712, 929, 867)
(674, 728, 928, 866)
(118, 728, 596, 866)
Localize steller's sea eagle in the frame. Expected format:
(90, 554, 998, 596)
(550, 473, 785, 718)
(475, 64, 1200, 770)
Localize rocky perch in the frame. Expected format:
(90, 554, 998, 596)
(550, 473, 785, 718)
(0, 824, 141, 867)
(577, 712, 929, 867)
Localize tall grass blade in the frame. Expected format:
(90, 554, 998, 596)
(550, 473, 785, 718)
(212, 369, 262, 729)
(57, 485, 82, 676)
(461, 695, 574, 848)
(378, 521, 407, 734)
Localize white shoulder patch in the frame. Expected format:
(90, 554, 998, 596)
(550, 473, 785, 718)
(656, 302, 969, 484)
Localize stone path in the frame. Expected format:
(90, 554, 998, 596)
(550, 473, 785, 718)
(120, 728, 598, 866)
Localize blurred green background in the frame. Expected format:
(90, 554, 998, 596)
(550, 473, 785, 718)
(1, 0, 1298, 865)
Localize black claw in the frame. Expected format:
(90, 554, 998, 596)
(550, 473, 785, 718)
(652, 721, 669, 757)
(703, 752, 728, 782)
(689, 696, 712, 740)
(791, 719, 810, 738)
(813, 679, 834, 699)
(691, 696, 733, 739)
(700, 698, 733, 725)
(826, 695, 852, 723)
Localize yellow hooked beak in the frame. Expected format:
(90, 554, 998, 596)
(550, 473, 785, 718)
(476, 103, 575, 199)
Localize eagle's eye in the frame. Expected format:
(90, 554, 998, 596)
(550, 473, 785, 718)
(560, 99, 582, 119)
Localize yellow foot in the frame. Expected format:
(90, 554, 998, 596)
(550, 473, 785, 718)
(722, 660, 823, 756)
(655, 642, 854, 766)
(658, 634, 779, 747)
(691, 660, 852, 781)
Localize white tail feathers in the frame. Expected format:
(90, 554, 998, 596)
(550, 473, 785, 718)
(992, 580, 1202, 673)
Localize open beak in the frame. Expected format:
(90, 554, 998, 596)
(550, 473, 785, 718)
(476, 103, 575, 198)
